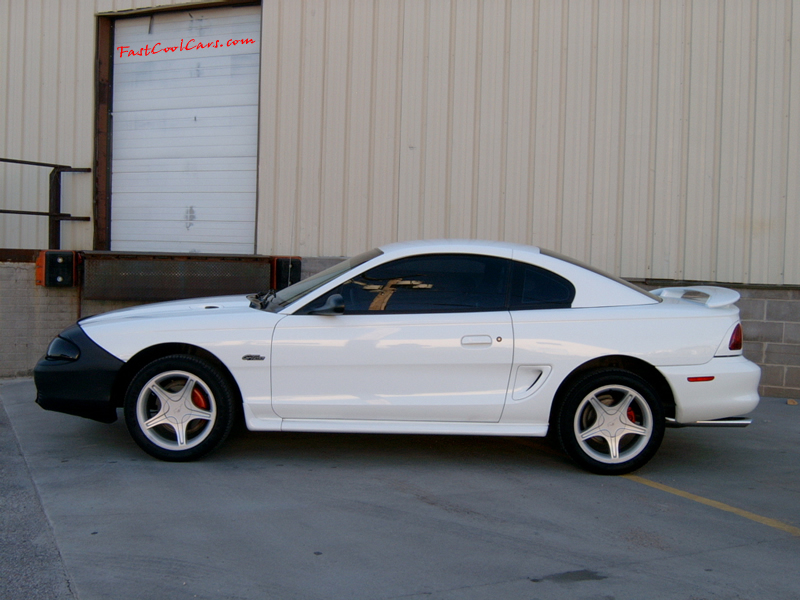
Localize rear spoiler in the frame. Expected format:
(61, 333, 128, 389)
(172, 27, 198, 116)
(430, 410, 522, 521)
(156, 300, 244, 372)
(650, 286, 740, 308)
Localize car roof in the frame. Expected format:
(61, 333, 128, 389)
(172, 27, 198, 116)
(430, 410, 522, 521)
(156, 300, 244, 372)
(374, 239, 658, 308)
(378, 239, 541, 257)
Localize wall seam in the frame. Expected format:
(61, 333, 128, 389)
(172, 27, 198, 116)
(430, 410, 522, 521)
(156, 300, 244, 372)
(614, 0, 630, 276)
(586, 0, 599, 263)
(779, 0, 793, 285)
(645, 0, 661, 278)
(444, 0, 456, 238)
(470, 0, 484, 240)
(418, 0, 431, 239)
(709, 0, 725, 281)
(555, 0, 569, 252)
(677, 0, 693, 280)
(272, 0, 284, 254)
(525, 0, 540, 246)
(743, 0, 758, 283)
(498, 0, 511, 240)
(367, 0, 379, 245)
(340, 0, 354, 253)
(391, 0, 405, 243)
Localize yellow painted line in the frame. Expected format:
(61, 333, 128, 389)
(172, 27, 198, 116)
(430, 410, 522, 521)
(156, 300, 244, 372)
(624, 474, 800, 537)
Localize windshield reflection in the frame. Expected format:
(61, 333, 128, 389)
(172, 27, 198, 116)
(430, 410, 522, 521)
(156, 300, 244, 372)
(262, 248, 384, 312)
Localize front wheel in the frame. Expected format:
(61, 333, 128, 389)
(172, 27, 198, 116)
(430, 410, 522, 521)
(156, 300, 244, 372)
(123, 355, 236, 461)
(556, 369, 665, 475)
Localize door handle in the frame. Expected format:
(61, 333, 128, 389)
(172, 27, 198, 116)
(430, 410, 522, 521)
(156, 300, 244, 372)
(461, 335, 492, 347)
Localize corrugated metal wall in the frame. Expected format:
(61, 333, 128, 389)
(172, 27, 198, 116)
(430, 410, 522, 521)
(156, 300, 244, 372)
(256, 0, 800, 284)
(0, 0, 206, 251)
(1, 0, 798, 285)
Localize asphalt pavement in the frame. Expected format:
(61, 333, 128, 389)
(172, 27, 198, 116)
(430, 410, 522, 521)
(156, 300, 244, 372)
(1, 377, 799, 600)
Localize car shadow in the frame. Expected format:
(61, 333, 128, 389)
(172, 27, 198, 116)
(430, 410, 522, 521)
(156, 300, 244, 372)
(219, 425, 576, 473)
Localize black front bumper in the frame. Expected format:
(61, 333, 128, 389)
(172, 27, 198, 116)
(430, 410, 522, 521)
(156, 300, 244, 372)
(34, 324, 125, 423)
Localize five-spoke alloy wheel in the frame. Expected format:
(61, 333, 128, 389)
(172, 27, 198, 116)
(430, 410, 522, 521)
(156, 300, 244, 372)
(557, 369, 665, 475)
(124, 355, 236, 461)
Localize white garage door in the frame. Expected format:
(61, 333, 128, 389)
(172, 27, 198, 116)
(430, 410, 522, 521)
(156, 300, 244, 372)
(111, 6, 260, 254)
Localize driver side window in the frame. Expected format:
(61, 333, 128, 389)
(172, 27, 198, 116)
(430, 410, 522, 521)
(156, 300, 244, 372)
(298, 254, 509, 314)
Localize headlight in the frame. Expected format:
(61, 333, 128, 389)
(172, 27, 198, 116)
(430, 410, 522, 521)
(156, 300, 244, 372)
(46, 336, 81, 361)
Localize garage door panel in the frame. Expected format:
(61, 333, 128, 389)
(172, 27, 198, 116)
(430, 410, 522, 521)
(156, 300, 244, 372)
(113, 130, 258, 151)
(112, 172, 257, 193)
(113, 128, 257, 147)
(112, 105, 257, 125)
(111, 221, 257, 254)
(114, 125, 257, 143)
(111, 191, 254, 206)
(113, 119, 257, 136)
(115, 53, 259, 78)
(112, 157, 257, 174)
(115, 14, 260, 56)
(116, 10, 259, 35)
(110, 238, 255, 255)
(113, 91, 259, 113)
(112, 143, 258, 162)
(113, 73, 259, 97)
(111, 205, 256, 223)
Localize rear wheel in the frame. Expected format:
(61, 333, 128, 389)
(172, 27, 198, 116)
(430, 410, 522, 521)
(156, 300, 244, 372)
(123, 355, 236, 461)
(557, 369, 665, 475)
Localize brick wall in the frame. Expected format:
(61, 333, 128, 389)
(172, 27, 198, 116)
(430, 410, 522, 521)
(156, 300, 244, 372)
(1, 263, 79, 377)
(0, 262, 140, 377)
(3, 259, 799, 399)
(737, 288, 800, 399)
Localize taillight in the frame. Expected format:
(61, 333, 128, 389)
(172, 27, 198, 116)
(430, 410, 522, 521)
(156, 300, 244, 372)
(729, 323, 743, 351)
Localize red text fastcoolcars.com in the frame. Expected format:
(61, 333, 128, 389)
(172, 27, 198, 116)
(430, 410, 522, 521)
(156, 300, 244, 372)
(117, 37, 256, 58)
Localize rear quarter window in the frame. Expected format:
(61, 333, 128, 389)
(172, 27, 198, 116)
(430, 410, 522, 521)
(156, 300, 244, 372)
(510, 262, 575, 310)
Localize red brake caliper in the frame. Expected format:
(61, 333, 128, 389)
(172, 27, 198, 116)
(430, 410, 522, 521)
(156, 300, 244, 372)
(191, 387, 209, 410)
(627, 406, 637, 424)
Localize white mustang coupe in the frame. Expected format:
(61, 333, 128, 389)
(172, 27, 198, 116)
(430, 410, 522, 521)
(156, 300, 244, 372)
(35, 240, 761, 474)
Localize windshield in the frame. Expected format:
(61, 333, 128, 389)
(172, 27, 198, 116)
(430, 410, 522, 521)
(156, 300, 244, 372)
(262, 248, 384, 312)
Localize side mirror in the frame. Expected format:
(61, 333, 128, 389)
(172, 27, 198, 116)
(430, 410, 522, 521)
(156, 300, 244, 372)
(310, 294, 345, 316)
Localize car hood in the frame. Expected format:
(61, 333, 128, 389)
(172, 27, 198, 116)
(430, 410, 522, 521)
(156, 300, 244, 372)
(79, 295, 255, 326)
(78, 295, 284, 363)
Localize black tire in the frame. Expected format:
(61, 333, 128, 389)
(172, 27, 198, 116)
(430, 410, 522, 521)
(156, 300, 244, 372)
(123, 355, 236, 461)
(556, 369, 665, 475)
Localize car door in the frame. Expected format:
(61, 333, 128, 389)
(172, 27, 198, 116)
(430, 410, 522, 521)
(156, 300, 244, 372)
(270, 253, 514, 422)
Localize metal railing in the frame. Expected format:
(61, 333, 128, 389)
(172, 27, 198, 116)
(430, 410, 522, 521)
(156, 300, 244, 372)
(0, 158, 91, 249)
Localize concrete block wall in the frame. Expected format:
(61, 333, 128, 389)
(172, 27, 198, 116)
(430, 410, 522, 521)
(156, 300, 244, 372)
(1, 262, 143, 377)
(737, 288, 800, 399)
(1, 263, 79, 377)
